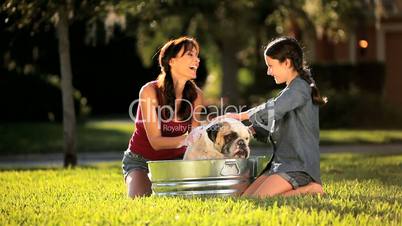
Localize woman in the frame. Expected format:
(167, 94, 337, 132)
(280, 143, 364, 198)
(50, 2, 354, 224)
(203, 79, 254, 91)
(122, 36, 204, 198)
(225, 37, 326, 197)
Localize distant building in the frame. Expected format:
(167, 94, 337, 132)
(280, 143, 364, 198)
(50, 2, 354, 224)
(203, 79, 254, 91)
(312, 0, 402, 108)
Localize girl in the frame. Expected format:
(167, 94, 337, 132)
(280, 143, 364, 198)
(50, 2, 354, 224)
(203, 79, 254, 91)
(226, 37, 326, 197)
(122, 37, 204, 198)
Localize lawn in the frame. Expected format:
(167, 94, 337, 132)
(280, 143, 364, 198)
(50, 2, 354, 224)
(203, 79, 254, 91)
(2, 120, 402, 154)
(320, 129, 402, 145)
(1, 153, 401, 225)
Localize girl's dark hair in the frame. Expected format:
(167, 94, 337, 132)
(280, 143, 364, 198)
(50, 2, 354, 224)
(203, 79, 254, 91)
(264, 37, 327, 106)
(157, 36, 199, 120)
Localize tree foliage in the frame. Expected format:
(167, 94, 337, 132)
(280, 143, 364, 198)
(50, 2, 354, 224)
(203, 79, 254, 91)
(1, 0, 376, 109)
(1, 0, 113, 167)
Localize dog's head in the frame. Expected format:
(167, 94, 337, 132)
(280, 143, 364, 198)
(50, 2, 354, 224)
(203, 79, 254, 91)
(205, 118, 251, 159)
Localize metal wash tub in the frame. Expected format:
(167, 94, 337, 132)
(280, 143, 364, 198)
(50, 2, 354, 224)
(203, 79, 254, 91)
(148, 155, 271, 197)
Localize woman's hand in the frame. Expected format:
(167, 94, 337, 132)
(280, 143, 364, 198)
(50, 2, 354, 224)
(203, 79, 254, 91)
(178, 134, 189, 147)
(183, 126, 204, 146)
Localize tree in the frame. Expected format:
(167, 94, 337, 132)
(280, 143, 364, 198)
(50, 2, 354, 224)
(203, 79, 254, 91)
(57, 2, 76, 167)
(120, 0, 278, 105)
(1, 0, 109, 167)
(88, 0, 375, 106)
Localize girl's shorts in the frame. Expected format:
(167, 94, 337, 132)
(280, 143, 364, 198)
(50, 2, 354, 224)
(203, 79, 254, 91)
(121, 149, 149, 180)
(277, 171, 314, 189)
(265, 170, 314, 189)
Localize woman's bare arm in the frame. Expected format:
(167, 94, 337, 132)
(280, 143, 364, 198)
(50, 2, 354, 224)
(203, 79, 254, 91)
(190, 88, 205, 129)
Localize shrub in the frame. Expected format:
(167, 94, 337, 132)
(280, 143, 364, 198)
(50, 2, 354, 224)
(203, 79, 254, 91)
(0, 69, 87, 122)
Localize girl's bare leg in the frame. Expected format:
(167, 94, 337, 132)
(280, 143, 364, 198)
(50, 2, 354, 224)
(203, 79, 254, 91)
(248, 174, 293, 198)
(281, 182, 324, 197)
(242, 175, 269, 196)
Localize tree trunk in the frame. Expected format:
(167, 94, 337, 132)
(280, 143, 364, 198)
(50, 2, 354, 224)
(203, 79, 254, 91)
(251, 34, 272, 96)
(57, 3, 77, 167)
(221, 39, 239, 105)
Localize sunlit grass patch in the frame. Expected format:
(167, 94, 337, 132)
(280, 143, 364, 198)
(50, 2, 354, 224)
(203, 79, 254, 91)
(320, 130, 402, 144)
(85, 120, 134, 133)
(1, 153, 401, 225)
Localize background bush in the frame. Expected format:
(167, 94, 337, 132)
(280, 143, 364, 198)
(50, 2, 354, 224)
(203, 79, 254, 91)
(312, 62, 402, 128)
(0, 69, 69, 122)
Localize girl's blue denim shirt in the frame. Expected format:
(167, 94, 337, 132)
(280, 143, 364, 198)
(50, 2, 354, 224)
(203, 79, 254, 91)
(247, 76, 321, 184)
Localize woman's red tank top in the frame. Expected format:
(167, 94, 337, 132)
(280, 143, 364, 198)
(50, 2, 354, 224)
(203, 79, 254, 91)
(128, 81, 191, 160)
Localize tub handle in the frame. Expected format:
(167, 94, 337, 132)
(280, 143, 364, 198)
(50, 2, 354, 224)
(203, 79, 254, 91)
(220, 160, 240, 176)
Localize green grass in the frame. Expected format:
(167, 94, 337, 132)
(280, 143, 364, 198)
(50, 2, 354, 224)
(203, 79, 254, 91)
(2, 120, 402, 154)
(320, 129, 402, 145)
(1, 153, 401, 225)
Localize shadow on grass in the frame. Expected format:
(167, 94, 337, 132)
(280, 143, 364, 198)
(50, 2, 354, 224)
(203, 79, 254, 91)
(0, 161, 122, 172)
(0, 122, 132, 154)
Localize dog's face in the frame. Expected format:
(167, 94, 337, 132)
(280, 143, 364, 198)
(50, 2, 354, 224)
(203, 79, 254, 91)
(206, 118, 251, 159)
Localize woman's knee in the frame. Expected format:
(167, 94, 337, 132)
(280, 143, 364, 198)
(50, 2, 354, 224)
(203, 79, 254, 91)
(126, 170, 152, 198)
(127, 188, 151, 198)
(127, 182, 152, 198)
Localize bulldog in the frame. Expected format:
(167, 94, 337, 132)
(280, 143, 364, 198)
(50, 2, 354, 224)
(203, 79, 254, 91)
(183, 118, 252, 160)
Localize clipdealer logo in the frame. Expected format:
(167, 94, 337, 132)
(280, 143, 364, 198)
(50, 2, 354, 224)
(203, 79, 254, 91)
(128, 97, 272, 132)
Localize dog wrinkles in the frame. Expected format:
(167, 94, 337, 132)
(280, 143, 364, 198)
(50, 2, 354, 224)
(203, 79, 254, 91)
(183, 118, 251, 160)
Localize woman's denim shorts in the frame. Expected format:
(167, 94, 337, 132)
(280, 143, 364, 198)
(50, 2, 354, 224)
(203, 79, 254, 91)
(122, 149, 149, 180)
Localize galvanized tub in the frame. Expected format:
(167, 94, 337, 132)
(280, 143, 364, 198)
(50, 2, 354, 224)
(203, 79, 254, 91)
(148, 155, 271, 197)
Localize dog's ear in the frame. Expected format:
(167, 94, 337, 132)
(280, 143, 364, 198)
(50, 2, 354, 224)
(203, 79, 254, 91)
(206, 122, 223, 143)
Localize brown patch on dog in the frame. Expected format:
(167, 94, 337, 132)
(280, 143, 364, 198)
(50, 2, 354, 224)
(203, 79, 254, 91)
(214, 122, 232, 151)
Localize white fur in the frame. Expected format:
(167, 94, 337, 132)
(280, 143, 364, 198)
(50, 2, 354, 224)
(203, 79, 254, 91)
(183, 118, 251, 160)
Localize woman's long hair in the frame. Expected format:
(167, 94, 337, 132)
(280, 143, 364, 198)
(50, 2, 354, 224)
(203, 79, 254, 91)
(264, 37, 327, 106)
(157, 36, 199, 120)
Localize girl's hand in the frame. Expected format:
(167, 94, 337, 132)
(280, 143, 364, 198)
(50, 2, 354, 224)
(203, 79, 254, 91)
(214, 113, 241, 121)
(225, 113, 241, 120)
(248, 125, 256, 135)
